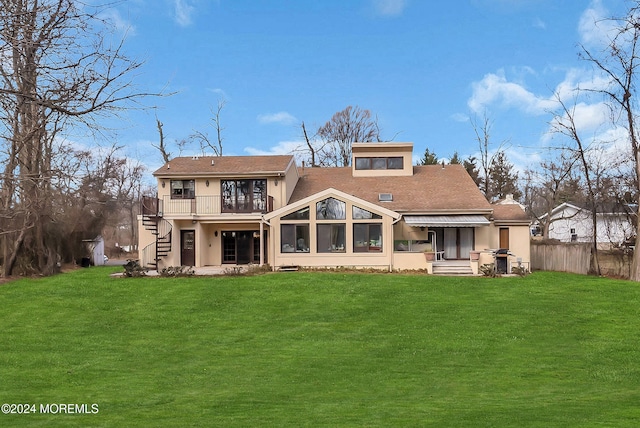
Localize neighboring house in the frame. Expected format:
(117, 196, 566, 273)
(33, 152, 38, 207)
(138, 142, 531, 274)
(538, 202, 636, 248)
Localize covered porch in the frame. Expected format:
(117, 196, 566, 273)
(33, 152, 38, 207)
(392, 214, 491, 274)
(196, 218, 270, 267)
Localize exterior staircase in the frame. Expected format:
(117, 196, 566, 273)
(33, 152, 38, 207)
(141, 196, 172, 269)
(432, 261, 475, 276)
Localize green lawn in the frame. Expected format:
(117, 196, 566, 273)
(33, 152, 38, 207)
(1, 268, 640, 427)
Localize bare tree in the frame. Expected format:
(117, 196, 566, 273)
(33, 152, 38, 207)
(300, 121, 318, 167)
(310, 106, 382, 167)
(0, 0, 157, 276)
(190, 99, 226, 157)
(550, 94, 603, 275)
(524, 150, 580, 239)
(578, 2, 640, 280)
(470, 112, 508, 200)
(153, 118, 172, 164)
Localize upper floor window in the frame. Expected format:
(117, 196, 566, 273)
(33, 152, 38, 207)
(221, 179, 267, 213)
(171, 180, 195, 199)
(282, 206, 310, 220)
(354, 157, 403, 170)
(316, 197, 346, 220)
(352, 205, 382, 219)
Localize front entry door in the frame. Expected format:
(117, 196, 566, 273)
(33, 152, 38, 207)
(499, 227, 510, 250)
(181, 230, 195, 266)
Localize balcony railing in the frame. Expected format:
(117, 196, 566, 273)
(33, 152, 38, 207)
(154, 195, 274, 216)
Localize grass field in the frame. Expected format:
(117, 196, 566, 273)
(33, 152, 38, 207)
(1, 268, 640, 427)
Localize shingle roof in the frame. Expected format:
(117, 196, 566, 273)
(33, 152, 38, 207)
(290, 164, 493, 213)
(153, 155, 294, 177)
(555, 201, 636, 215)
(492, 204, 530, 223)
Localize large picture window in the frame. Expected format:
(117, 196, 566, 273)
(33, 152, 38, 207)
(221, 179, 267, 213)
(316, 198, 346, 220)
(281, 224, 310, 253)
(354, 224, 382, 252)
(317, 224, 346, 253)
(171, 180, 195, 199)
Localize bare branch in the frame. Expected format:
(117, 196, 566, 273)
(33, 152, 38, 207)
(152, 117, 171, 164)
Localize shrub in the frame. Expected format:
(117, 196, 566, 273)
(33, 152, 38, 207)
(511, 265, 528, 277)
(222, 264, 271, 276)
(245, 263, 271, 275)
(160, 266, 195, 277)
(479, 263, 497, 277)
(123, 259, 147, 277)
(223, 266, 246, 276)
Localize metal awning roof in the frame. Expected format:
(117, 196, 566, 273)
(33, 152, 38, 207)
(404, 215, 490, 228)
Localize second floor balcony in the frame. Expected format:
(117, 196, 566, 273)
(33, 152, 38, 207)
(142, 195, 275, 217)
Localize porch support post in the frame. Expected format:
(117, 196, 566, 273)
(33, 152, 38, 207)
(259, 221, 264, 266)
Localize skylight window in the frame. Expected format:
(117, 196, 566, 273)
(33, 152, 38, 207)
(378, 193, 393, 202)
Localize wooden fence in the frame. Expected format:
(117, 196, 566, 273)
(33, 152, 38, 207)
(531, 241, 633, 278)
(531, 242, 591, 275)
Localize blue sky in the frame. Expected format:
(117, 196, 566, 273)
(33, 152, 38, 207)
(102, 0, 628, 178)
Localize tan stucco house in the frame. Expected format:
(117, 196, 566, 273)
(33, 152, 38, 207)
(138, 142, 530, 274)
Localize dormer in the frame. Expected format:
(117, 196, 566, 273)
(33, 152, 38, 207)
(351, 142, 414, 177)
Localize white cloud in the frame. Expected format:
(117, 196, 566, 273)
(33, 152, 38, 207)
(98, 9, 136, 36)
(467, 62, 625, 173)
(532, 17, 546, 30)
(578, 0, 617, 48)
(208, 88, 228, 99)
(566, 102, 609, 133)
(545, 100, 616, 143)
(257, 112, 297, 126)
(244, 140, 303, 156)
(173, 0, 195, 27)
(450, 113, 469, 123)
(468, 69, 556, 115)
(372, 0, 407, 17)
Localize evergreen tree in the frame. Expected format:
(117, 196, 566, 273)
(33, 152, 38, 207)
(463, 156, 482, 189)
(418, 147, 439, 165)
(449, 152, 461, 165)
(488, 151, 521, 201)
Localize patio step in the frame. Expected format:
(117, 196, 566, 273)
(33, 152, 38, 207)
(432, 262, 474, 276)
(278, 265, 299, 272)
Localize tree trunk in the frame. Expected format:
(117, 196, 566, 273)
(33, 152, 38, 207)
(631, 202, 640, 281)
(589, 205, 601, 276)
(3, 223, 28, 277)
